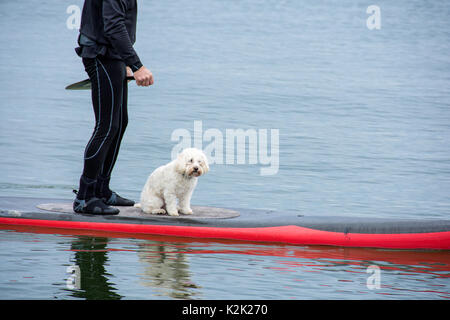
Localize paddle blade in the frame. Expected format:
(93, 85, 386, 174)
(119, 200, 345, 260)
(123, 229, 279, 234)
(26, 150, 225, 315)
(65, 79, 92, 90)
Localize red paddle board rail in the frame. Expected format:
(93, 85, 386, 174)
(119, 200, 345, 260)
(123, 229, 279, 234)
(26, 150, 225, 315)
(0, 217, 449, 250)
(0, 197, 449, 250)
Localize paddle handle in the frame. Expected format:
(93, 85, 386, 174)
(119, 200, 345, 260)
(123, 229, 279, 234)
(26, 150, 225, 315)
(66, 76, 136, 90)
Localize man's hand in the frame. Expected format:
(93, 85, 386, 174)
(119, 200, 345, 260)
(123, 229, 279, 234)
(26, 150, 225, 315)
(133, 66, 154, 87)
(126, 66, 133, 77)
(126, 66, 133, 82)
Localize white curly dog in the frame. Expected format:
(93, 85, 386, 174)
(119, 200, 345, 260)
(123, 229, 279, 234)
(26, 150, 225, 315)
(135, 148, 209, 216)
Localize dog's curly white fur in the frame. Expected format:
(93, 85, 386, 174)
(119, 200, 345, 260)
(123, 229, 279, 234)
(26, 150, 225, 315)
(135, 148, 209, 216)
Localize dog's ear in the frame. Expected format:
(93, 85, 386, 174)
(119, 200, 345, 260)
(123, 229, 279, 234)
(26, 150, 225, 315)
(175, 152, 187, 175)
(201, 153, 210, 174)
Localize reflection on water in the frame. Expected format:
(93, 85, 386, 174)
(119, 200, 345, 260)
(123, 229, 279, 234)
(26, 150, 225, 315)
(69, 237, 122, 300)
(66, 236, 199, 299)
(0, 227, 448, 299)
(137, 242, 199, 299)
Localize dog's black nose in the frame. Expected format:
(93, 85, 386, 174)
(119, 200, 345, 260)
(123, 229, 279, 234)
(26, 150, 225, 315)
(193, 166, 199, 171)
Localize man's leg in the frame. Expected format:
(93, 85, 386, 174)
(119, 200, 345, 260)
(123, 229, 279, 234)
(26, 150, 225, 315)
(95, 76, 134, 206)
(74, 57, 126, 214)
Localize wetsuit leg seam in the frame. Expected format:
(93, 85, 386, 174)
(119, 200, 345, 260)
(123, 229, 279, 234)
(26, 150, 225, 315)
(104, 83, 123, 177)
(85, 58, 115, 160)
(84, 58, 102, 159)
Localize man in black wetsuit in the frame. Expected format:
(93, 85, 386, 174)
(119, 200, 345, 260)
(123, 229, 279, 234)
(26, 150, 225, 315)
(73, 0, 153, 215)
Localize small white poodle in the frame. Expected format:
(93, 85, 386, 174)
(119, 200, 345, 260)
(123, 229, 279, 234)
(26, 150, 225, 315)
(135, 148, 209, 216)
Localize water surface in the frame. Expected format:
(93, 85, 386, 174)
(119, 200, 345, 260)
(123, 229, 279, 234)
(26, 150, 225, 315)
(1, 227, 449, 299)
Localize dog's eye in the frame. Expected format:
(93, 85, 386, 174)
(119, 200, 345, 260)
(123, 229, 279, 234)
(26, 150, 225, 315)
(189, 158, 193, 163)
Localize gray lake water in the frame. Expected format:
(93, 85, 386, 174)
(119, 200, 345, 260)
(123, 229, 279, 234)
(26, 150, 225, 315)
(0, 0, 449, 300)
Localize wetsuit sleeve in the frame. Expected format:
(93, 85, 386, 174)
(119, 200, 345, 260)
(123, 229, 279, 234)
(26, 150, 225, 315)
(102, 0, 143, 72)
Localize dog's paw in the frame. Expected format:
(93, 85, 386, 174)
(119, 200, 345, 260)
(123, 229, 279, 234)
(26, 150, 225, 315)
(151, 208, 167, 215)
(141, 207, 152, 214)
(167, 210, 179, 216)
(180, 208, 193, 215)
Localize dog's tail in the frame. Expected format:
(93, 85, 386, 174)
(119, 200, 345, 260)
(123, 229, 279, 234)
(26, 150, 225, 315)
(134, 203, 141, 208)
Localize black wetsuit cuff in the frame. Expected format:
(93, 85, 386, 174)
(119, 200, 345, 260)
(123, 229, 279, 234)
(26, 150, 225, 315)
(130, 60, 143, 72)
